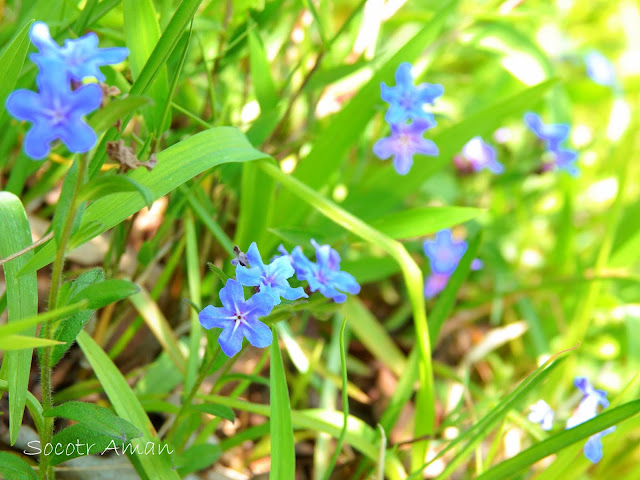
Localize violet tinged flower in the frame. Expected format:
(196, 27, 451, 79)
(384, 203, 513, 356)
(29, 22, 129, 82)
(235, 242, 307, 306)
(373, 118, 438, 175)
(551, 148, 579, 177)
(381, 62, 444, 124)
(455, 136, 504, 174)
(528, 400, 554, 431)
(524, 112, 571, 152)
(585, 51, 617, 88)
(6, 59, 102, 160)
(423, 230, 468, 275)
(199, 279, 274, 358)
(424, 272, 450, 299)
(284, 240, 360, 303)
(566, 377, 615, 463)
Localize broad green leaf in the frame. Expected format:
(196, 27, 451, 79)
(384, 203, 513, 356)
(343, 298, 406, 377)
(72, 279, 140, 309)
(0, 335, 62, 350)
(123, 0, 169, 132)
(89, 95, 153, 133)
(49, 423, 141, 466)
(0, 452, 38, 480)
(270, 327, 296, 479)
(0, 191, 38, 445)
(190, 403, 235, 422)
(371, 207, 483, 240)
(76, 331, 180, 479)
(78, 173, 155, 209)
(175, 443, 222, 476)
(475, 401, 640, 480)
(22, 127, 268, 273)
(0, 21, 33, 126)
(44, 401, 143, 440)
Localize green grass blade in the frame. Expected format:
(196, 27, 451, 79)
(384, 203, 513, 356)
(475, 401, 640, 480)
(0, 20, 33, 126)
(270, 326, 296, 479)
(0, 191, 38, 445)
(248, 23, 278, 111)
(0, 335, 62, 350)
(21, 127, 269, 274)
(184, 212, 202, 393)
(370, 207, 484, 240)
(123, 0, 170, 133)
(76, 330, 180, 479)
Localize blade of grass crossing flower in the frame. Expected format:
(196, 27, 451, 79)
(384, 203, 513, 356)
(269, 0, 459, 237)
(22, 127, 268, 273)
(258, 160, 434, 474)
(343, 297, 406, 377)
(475, 401, 640, 480)
(321, 318, 350, 480)
(76, 331, 180, 479)
(184, 212, 202, 393)
(123, 0, 170, 133)
(417, 358, 566, 480)
(270, 326, 296, 479)
(0, 20, 33, 127)
(0, 192, 38, 445)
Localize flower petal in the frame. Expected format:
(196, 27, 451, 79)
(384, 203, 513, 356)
(416, 83, 444, 104)
(5, 90, 42, 121)
(268, 255, 295, 279)
(24, 122, 56, 160)
(584, 434, 604, 463)
(414, 138, 439, 157)
(218, 325, 244, 357)
(245, 291, 275, 319)
(199, 305, 232, 330)
(235, 266, 261, 287)
(57, 120, 97, 153)
(29, 22, 59, 56)
(245, 242, 264, 269)
(330, 271, 360, 295)
(69, 83, 103, 115)
(392, 151, 413, 175)
(219, 279, 245, 312)
(394, 62, 414, 89)
(278, 284, 308, 301)
(373, 137, 396, 160)
(241, 319, 272, 349)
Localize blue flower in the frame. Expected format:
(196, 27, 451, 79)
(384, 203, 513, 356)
(524, 112, 570, 152)
(373, 118, 439, 175)
(423, 230, 468, 275)
(528, 400, 554, 431)
(6, 59, 102, 160)
(284, 240, 360, 303)
(29, 22, 129, 82)
(424, 272, 450, 299)
(460, 136, 504, 174)
(566, 377, 615, 463)
(585, 51, 617, 88)
(235, 242, 307, 306)
(381, 62, 444, 124)
(199, 279, 274, 357)
(551, 148, 579, 177)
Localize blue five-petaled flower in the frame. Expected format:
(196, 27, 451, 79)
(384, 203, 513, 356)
(524, 112, 579, 177)
(29, 21, 129, 82)
(459, 136, 504, 174)
(566, 377, 615, 463)
(373, 118, 439, 175)
(6, 61, 103, 160)
(423, 229, 468, 275)
(235, 242, 307, 306)
(285, 240, 361, 303)
(381, 62, 444, 124)
(199, 279, 274, 358)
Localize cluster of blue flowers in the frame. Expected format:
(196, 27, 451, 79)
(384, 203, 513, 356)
(422, 229, 482, 299)
(199, 241, 360, 357)
(6, 22, 128, 160)
(373, 62, 443, 175)
(528, 377, 615, 463)
(525, 112, 579, 176)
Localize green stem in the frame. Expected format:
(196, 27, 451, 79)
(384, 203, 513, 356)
(165, 349, 219, 444)
(40, 154, 88, 480)
(258, 160, 434, 467)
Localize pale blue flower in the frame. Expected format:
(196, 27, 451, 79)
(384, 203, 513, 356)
(528, 400, 554, 431)
(380, 62, 444, 124)
(199, 279, 274, 357)
(424, 272, 450, 299)
(524, 112, 570, 152)
(235, 242, 307, 306)
(585, 51, 617, 88)
(459, 136, 504, 174)
(6, 58, 102, 159)
(30, 21, 129, 82)
(284, 240, 360, 303)
(373, 118, 438, 175)
(423, 230, 468, 275)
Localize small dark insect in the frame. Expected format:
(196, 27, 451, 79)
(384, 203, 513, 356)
(231, 245, 249, 267)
